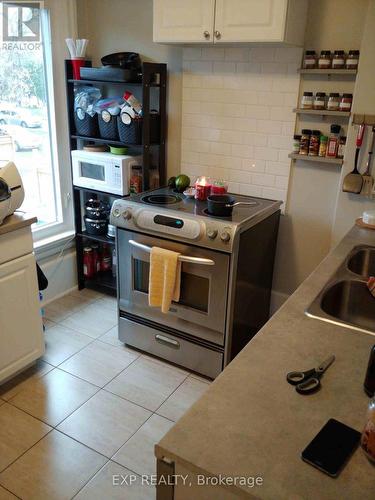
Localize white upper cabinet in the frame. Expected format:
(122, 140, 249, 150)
(153, 0, 215, 43)
(153, 0, 308, 45)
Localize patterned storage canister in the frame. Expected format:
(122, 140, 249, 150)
(74, 108, 99, 137)
(98, 109, 120, 141)
(117, 113, 160, 144)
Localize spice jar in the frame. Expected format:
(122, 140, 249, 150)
(309, 130, 320, 156)
(332, 50, 346, 69)
(130, 165, 142, 194)
(303, 50, 317, 69)
(299, 130, 311, 156)
(327, 93, 340, 111)
(301, 92, 314, 110)
(346, 50, 360, 70)
(339, 93, 353, 112)
(326, 124, 341, 157)
(361, 396, 375, 462)
(337, 136, 346, 159)
(318, 135, 328, 157)
(313, 92, 326, 110)
(318, 50, 332, 69)
(293, 135, 301, 154)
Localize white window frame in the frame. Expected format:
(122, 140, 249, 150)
(16, 0, 77, 248)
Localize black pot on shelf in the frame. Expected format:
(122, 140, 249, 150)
(84, 216, 108, 235)
(84, 199, 109, 220)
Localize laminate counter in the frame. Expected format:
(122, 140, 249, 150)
(156, 225, 375, 499)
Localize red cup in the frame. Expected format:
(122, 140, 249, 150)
(71, 58, 85, 80)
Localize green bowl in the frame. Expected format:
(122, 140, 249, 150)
(110, 145, 128, 155)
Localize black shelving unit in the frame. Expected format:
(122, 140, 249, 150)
(65, 60, 167, 295)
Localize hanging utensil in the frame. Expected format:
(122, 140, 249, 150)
(361, 126, 375, 197)
(343, 123, 366, 194)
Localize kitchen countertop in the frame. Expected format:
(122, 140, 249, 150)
(0, 212, 37, 236)
(156, 224, 375, 499)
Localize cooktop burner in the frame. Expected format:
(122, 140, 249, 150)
(141, 194, 182, 205)
(202, 208, 231, 220)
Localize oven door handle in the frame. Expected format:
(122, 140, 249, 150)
(128, 240, 215, 266)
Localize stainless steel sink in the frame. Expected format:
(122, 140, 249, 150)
(306, 246, 375, 336)
(347, 247, 375, 277)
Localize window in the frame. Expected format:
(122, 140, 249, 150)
(0, 0, 73, 242)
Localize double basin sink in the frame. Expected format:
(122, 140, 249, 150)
(306, 246, 375, 336)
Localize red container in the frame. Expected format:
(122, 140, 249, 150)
(83, 247, 95, 279)
(71, 58, 85, 80)
(195, 177, 212, 201)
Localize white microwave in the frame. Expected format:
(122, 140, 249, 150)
(71, 150, 142, 196)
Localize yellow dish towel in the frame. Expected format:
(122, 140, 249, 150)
(149, 247, 181, 313)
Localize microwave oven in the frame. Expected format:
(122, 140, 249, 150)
(71, 150, 142, 196)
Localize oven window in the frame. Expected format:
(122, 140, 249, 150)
(133, 258, 209, 313)
(80, 162, 105, 181)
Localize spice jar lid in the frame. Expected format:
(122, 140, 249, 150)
(329, 92, 340, 97)
(301, 129, 312, 135)
(320, 135, 328, 141)
(349, 50, 360, 55)
(305, 50, 316, 55)
(342, 93, 353, 98)
(293, 134, 302, 140)
(334, 50, 345, 55)
(316, 92, 326, 97)
(320, 50, 331, 55)
(331, 124, 341, 134)
(340, 136, 347, 142)
(303, 91, 313, 96)
(312, 130, 321, 135)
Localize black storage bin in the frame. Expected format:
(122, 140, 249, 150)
(117, 114, 160, 145)
(74, 110, 99, 137)
(98, 111, 120, 141)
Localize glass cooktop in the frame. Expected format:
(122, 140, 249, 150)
(130, 187, 276, 223)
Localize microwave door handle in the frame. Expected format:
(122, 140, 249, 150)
(128, 240, 215, 266)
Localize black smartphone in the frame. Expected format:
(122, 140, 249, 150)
(301, 418, 361, 477)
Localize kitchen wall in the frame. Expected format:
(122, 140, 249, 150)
(76, 0, 183, 177)
(74, 0, 371, 307)
(271, 0, 369, 300)
(181, 46, 301, 205)
(332, 0, 375, 244)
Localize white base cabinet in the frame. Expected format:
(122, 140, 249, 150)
(153, 0, 308, 45)
(0, 232, 44, 384)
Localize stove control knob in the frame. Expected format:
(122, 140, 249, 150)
(122, 209, 132, 220)
(112, 208, 121, 218)
(206, 228, 218, 240)
(220, 230, 231, 243)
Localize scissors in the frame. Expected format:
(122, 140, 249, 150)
(286, 355, 335, 395)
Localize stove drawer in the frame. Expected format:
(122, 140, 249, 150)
(119, 316, 223, 379)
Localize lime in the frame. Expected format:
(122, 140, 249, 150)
(175, 174, 191, 193)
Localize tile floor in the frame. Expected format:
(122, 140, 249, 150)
(0, 289, 210, 500)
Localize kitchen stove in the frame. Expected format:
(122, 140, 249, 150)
(110, 187, 282, 378)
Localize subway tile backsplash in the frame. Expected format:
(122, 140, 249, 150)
(181, 47, 302, 204)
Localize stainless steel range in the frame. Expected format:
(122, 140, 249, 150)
(110, 187, 281, 378)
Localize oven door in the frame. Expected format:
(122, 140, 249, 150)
(118, 230, 230, 346)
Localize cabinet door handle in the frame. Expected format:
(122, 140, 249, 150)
(214, 30, 221, 39)
(203, 30, 210, 40)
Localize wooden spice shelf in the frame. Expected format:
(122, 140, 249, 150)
(298, 68, 357, 75)
(293, 108, 351, 118)
(288, 153, 343, 165)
